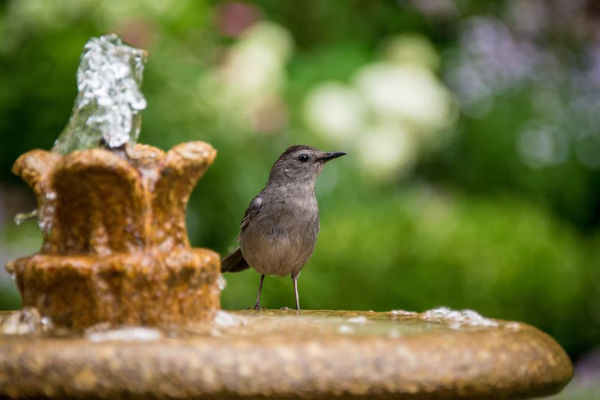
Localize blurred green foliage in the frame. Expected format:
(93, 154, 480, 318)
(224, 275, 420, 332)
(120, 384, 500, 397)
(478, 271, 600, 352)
(0, 0, 599, 366)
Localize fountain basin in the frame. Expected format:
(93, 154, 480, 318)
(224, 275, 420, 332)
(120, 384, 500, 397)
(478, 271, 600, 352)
(0, 309, 572, 399)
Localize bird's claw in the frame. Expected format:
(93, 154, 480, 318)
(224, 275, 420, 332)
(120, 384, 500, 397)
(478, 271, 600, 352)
(248, 304, 262, 311)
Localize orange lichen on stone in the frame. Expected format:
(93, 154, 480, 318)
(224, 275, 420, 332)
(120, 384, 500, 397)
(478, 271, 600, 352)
(152, 142, 217, 252)
(51, 149, 148, 255)
(12, 150, 61, 198)
(9, 142, 221, 329)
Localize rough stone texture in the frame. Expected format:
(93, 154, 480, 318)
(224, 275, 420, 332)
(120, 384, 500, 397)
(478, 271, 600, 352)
(0, 310, 573, 399)
(6, 142, 221, 329)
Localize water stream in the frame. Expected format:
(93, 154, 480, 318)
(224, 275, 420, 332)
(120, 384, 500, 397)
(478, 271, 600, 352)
(52, 33, 147, 154)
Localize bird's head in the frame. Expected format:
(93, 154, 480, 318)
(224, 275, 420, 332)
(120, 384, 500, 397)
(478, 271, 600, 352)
(267, 145, 346, 186)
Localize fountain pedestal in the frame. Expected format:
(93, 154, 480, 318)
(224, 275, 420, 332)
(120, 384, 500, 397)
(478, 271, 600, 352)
(7, 142, 221, 329)
(0, 309, 572, 399)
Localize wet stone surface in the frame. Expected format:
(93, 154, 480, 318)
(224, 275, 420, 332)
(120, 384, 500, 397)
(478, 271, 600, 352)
(0, 309, 573, 399)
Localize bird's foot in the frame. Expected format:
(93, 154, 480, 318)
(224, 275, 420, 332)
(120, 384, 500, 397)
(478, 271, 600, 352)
(248, 304, 262, 311)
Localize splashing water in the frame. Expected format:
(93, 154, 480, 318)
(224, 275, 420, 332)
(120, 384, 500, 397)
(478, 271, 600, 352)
(86, 327, 163, 343)
(52, 33, 147, 154)
(347, 316, 368, 324)
(213, 311, 246, 328)
(0, 308, 53, 335)
(337, 324, 355, 334)
(421, 307, 498, 328)
(217, 274, 227, 290)
(14, 209, 38, 226)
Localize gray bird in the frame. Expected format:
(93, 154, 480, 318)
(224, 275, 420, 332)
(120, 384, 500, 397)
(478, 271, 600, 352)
(221, 145, 346, 311)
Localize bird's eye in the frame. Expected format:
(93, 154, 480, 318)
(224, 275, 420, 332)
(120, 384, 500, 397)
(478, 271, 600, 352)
(298, 154, 309, 162)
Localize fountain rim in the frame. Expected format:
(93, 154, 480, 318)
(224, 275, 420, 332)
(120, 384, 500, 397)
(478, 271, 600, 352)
(0, 309, 573, 400)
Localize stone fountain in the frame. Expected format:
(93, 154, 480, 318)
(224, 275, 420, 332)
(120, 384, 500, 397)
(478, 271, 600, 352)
(0, 34, 572, 399)
(6, 34, 220, 330)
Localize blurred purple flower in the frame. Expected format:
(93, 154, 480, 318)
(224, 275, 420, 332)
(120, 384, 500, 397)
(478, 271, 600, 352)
(448, 16, 547, 110)
(117, 19, 157, 50)
(587, 44, 600, 85)
(217, 2, 261, 37)
(445, 0, 600, 169)
(408, 0, 457, 18)
(573, 349, 600, 386)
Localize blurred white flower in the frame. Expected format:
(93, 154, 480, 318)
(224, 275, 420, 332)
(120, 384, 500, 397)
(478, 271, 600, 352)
(222, 22, 292, 101)
(354, 62, 453, 132)
(224, 42, 281, 96)
(200, 21, 293, 133)
(381, 34, 439, 70)
(241, 21, 292, 60)
(301, 33, 456, 180)
(357, 123, 417, 179)
(303, 82, 366, 142)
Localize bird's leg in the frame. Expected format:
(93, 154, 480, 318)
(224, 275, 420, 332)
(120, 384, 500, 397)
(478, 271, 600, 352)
(251, 274, 265, 310)
(291, 272, 301, 312)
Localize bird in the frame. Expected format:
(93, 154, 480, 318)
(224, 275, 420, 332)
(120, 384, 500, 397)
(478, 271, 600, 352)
(221, 145, 346, 311)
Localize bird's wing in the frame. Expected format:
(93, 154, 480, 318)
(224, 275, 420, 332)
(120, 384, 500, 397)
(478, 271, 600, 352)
(222, 195, 264, 273)
(240, 194, 264, 233)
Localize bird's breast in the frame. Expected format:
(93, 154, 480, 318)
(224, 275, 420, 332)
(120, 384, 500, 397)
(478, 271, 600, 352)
(239, 197, 319, 276)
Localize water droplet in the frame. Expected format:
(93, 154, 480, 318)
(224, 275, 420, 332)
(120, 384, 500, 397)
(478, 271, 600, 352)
(505, 322, 521, 331)
(5, 262, 14, 275)
(210, 328, 223, 337)
(388, 328, 401, 338)
(337, 324, 354, 334)
(390, 309, 417, 316)
(0, 308, 47, 335)
(347, 316, 368, 324)
(40, 317, 54, 331)
(217, 274, 227, 290)
(421, 307, 498, 327)
(86, 327, 163, 342)
(14, 209, 38, 226)
(213, 311, 245, 328)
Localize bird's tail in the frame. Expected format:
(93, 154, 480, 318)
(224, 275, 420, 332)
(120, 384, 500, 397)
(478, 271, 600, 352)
(221, 247, 250, 273)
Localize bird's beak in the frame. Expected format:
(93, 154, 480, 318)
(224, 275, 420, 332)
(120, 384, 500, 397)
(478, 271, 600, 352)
(319, 151, 347, 162)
